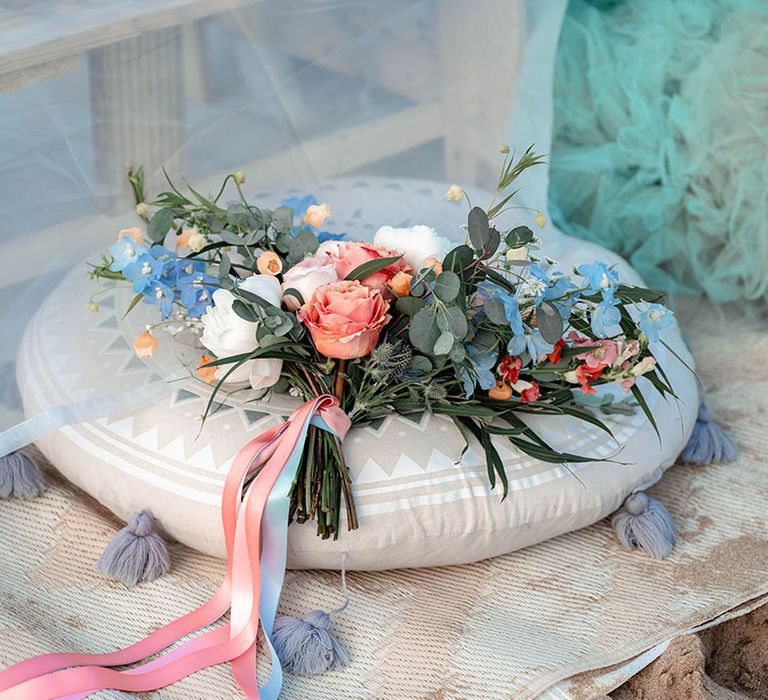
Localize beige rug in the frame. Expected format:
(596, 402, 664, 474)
(1, 305, 767, 699)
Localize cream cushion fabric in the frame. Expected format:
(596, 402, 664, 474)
(17, 178, 698, 570)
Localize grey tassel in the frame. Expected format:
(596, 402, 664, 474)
(97, 511, 170, 586)
(679, 403, 737, 465)
(0, 450, 46, 499)
(611, 491, 677, 559)
(273, 553, 351, 676)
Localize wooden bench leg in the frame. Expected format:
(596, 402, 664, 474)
(89, 26, 186, 211)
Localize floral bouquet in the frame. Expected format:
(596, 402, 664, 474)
(91, 148, 677, 541)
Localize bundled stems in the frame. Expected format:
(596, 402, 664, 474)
(334, 359, 347, 403)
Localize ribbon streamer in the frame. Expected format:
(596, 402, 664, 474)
(0, 394, 350, 699)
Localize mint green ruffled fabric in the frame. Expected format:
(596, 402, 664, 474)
(550, 0, 768, 308)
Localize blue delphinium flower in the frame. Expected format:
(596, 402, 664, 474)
(281, 194, 317, 219)
(639, 303, 675, 342)
(507, 329, 553, 364)
(591, 297, 621, 337)
(495, 290, 525, 335)
(178, 272, 218, 318)
(123, 253, 164, 293)
(108, 237, 145, 272)
(458, 346, 498, 397)
(316, 230, 346, 243)
(543, 274, 580, 319)
(142, 280, 175, 320)
(577, 261, 619, 300)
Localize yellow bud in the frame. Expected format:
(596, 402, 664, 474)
(535, 211, 547, 229)
(444, 184, 464, 202)
(88, 301, 100, 313)
(499, 144, 510, 154)
(234, 171, 246, 185)
(135, 202, 149, 218)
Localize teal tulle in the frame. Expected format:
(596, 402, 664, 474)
(550, 0, 768, 310)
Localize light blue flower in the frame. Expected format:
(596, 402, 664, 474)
(317, 230, 346, 243)
(281, 194, 317, 219)
(495, 290, 524, 335)
(543, 275, 580, 319)
(638, 303, 675, 342)
(178, 272, 217, 318)
(507, 329, 553, 364)
(590, 297, 621, 337)
(458, 346, 498, 397)
(142, 280, 174, 321)
(577, 261, 619, 300)
(123, 253, 164, 293)
(108, 237, 145, 272)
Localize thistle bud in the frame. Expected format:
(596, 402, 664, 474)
(499, 144, 510, 154)
(535, 211, 547, 229)
(88, 301, 100, 313)
(135, 202, 149, 218)
(444, 184, 464, 202)
(234, 171, 246, 185)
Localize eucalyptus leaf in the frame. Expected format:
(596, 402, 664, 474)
(218, 253, 231, 278)
(409, 307, 441, 353)
(147, 208, 175, 243)
(536, 301, 564, 344)
(410, 355, 433, 373)
(437, 306, 469, 339)
(434, 331, 455, 356)
(219, 230, 246, 246)
(232, 299, 259, 322)
(484, 298, 507, 325)
(283, 287, 305, 307)
(506, 225, 534, 248)
(468, 206, 490, 252)
(449, 343, 467, 363)
(271, 206, 293, 234)
(395, 296, 426, 316)
(443, 245, 475, 277)
(433, 271, 460, 302)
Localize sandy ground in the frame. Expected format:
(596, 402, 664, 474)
(612, 605, 768, 699)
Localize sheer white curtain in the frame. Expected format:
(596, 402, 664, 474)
(0, 0, 566, 439)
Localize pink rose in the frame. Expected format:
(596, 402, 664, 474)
(299, 280, 391, 359)
(281, 256, 339, 311)
(331, 241, 409, 293)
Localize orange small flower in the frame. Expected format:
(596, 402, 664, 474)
(420, 256, 443, 275)
(132, 330, 158, 358)
(489, 380, 513, 401)
(196, 355, 218, 384)
(304, 203, 331, 227)
(118, 227, 144, 244)
(256, 251, 283, 276)
(176, 227, 193, 249)
(389, 271, 413, 297)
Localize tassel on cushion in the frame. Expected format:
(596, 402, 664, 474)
(273, 552, 351, 676)
(0, 450, 46, 499)
(679, 403, 737, 465)
(611, 491, 677, 559)
(97, 510, 170, 586)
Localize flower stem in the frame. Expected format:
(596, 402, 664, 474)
(334, 359, 347, 402)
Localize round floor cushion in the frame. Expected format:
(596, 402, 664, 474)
(17, 178, 699, 570)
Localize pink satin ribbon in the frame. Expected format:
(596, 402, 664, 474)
(0, 395, 350, 699)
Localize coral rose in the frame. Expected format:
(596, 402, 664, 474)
(299, 280, 390, 359)
(332, 241, 409, 293)
(256, 251, 282, 276)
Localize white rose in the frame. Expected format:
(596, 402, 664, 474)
(281, 256, 339, 311)
(373, 224, 451, 269)
(200, 275, 283, 390)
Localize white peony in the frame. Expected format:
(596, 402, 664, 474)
(373, 224, 451, 269)
(281, 256, 339, 311)
(200, 275, 283, 390)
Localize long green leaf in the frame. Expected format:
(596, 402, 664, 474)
(345, 255, 402, 282)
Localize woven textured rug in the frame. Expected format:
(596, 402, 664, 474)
(1, 303, 766, 699)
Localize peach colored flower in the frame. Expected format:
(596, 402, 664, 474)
(304, 203, 331, 227)
(119, 227, 144, 244)
(489, 381, 513, 401)
(420, 256, 443, 275)
(133, 330, 158, 358)
(177, 226, 206, 252)
(333, 241, 408, 293)
(299, 280, 391, 359)
(196, 355, 218, 384)
(256, 251, 283, 276)
(389, 271, 412, 297)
